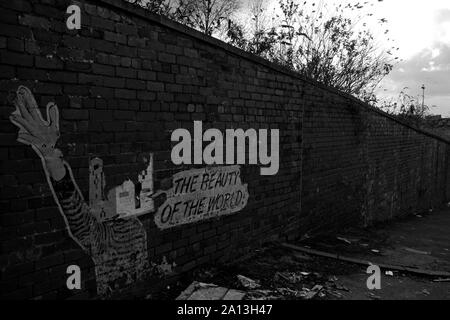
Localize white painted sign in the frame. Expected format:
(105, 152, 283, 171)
(154, 165, 249, 229)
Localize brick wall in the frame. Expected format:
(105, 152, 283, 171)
(301, 97, 450, 234)
(422, 117, 450, 141)
(0, 0, 448, 299)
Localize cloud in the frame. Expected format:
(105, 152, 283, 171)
(378, 41, 450, 115)
(389, 42, 450, 93)
(435, 8, 450, 24)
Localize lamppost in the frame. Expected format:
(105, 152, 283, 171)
(421, 84, 425, 110)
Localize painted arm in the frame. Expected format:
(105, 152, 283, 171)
(9, 86, 97, 252)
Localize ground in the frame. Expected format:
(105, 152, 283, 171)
(154, 207, 450, 300)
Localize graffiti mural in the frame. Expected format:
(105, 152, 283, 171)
(89, 155, 155, 222)
(9, 85, 250, 296)
(154, 165, 249, 229)
(9, 86, 150, 296)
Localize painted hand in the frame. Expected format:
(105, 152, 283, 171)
(9, 85, 65, 180)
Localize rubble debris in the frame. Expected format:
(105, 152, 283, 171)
(237, 275, 261, 289)
(165, 237, 450, 300)
(433, 278, 450, 282)
(245, 289, 280, 300)
(422, 289, 430, 295)
(403, 247, 431, 255)
(176, 281, 246, 300)
(303, 285, 323, 299)
(333, 283, 349, 292)
(360, 243, 369, 247)
(328, 275, 338, 282)
(274, 271, 303, 284)
(276, 287, 304, 298)
(327, 290, 343, 299)
(246, 285, 326, 300)
(337, 237, 352, 245)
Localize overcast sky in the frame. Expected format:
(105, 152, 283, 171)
(239, 0, 450, 116)
(373, 0, 450, 116)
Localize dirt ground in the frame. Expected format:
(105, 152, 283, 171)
(154, 207, 450, 300)
(156, 244, 449, 300)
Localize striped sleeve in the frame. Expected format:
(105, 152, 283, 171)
(50, 165, 98, 252)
